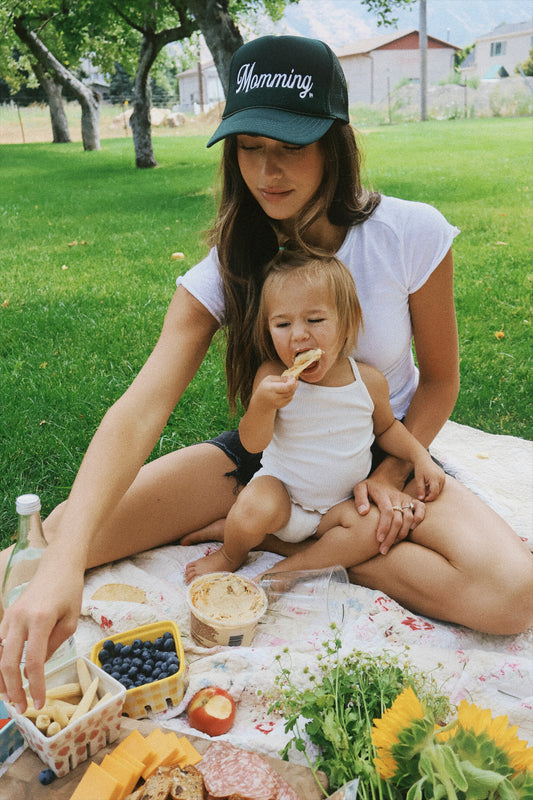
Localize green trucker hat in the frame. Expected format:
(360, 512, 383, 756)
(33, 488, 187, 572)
(207, 35, 349, 147)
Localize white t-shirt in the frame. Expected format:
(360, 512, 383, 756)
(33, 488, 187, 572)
(177, 195, 460, 419)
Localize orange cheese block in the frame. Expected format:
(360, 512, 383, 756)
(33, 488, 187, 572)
(69, 761, 122, 800)
(113, 728, 156, 766)
(175, 735, 203, 767)
(100, 753, 141, 798)
(141, 729, 184, 779)
(111, 748, 146, 776)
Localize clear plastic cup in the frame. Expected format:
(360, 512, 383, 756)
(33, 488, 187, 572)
(259, 565, 350, 631)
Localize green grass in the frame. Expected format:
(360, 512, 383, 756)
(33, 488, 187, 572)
(1, 118, 532, 543)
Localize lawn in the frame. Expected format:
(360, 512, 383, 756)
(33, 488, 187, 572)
(1, 117, 531, 542)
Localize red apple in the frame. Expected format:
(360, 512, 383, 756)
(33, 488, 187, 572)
(187, 686, 236, 736)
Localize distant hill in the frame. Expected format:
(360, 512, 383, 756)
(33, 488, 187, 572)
(277, 0, 533, 49)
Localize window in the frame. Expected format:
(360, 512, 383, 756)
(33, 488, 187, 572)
(490, 41, 507, 57)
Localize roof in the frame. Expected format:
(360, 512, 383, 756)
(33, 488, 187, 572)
(335, 28, 461, 57)
(483, 64, 510, 79)
(476, 20, 533, 41)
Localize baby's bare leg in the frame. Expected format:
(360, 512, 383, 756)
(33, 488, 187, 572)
(184, 477, 291, 583)
(259, 500, 381, 577)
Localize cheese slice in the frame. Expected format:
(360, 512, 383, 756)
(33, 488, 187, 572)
(113, 728, 156, 766)
(100, 753, 140, 798)
(175, 735, 203, 767)
(69, 762, 122, 800)
(142, 729, 182, 779)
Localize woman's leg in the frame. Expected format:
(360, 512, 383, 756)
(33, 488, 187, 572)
(184, 476, 291, 582)
(350, 476, 533, 635)
(41, 443, 241, 569)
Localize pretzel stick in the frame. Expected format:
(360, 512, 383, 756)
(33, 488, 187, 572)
(69, 677, 100, 723)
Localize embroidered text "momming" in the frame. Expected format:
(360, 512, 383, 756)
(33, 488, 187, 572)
(236, 62, 314, 99)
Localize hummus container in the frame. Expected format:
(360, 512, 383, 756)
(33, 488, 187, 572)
(3, 656, 125, 777)
(90, 620, 186, 719)
(187, 572, 268, 647)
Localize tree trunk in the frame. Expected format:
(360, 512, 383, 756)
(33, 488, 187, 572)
(187, 0, 243, 95)
(32, 61, 71, 143)
(130, 34, 158, 168)
(13, 16, 101, 150)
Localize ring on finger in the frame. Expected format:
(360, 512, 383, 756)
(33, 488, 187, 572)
(0, 638, 4, 648)
(401, 502, 415, 513)
(391, 505, 404, 513)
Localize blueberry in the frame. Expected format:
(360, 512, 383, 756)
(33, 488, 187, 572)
(121, 644, 132, 657)
(103, 639, 115, 651)
(163, 638, 175, 652)
(98, 649, 111, 664)
(128, 666, 138, 679)
(39, 768, 56, 785)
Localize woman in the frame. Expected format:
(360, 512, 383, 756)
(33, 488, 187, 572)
(1, 35, 531, 715)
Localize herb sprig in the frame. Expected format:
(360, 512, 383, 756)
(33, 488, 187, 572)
(268, 630, 452, 799)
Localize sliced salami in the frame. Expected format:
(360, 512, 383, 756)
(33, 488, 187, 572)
(197, 741, 278, 800)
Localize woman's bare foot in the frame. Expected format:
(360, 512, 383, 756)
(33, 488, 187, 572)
(184, 546, 241, 584)
(180, 518, 226, 546)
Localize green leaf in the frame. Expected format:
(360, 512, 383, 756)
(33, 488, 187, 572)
(459, 760, 507, 798)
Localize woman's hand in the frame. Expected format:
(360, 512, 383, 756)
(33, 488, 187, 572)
(353, 458, 425, 555)
(0, 551, 83, 714)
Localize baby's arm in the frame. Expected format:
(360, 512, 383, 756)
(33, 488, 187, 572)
(361, 364, 445, 501)
(239, 361, 297, 453)
(376, 421, 445, 501)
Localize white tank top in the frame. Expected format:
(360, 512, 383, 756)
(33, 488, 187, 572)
(259, 358, 375, 513)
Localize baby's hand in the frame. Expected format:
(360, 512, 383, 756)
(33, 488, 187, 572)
(414, 457, 446, 502)
(257, 374, 298, 409)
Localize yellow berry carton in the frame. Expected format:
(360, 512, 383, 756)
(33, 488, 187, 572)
(90, 620, 186, 719)
(2, 655, 126, 777)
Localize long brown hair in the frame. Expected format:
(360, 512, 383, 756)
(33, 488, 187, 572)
(209, 121, 380, 410)
(254, 251, 363, 364)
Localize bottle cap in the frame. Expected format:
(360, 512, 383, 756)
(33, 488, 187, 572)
(16, 494, 41, 515)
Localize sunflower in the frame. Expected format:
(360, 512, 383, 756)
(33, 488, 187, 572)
(371, 686, 430, 780)
(437, 699, 533, 777)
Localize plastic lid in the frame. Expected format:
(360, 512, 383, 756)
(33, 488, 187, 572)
(16, 494, 41, 515)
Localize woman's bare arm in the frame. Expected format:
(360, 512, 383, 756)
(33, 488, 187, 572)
(353, 248, 459, 547)
(0, 287, 219, 711)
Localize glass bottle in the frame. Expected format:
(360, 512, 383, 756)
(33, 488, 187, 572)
(2, 494, 76, 673)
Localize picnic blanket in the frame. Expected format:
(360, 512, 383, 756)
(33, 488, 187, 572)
(75, 420, 533, 765)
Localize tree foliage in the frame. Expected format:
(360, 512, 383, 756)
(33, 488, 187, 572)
(516, 48, 533, 77)
(361, 0, 415, 27)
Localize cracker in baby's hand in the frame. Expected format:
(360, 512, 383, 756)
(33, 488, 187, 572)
(282, 348, 323, 379)
(91, 583, 147, 603)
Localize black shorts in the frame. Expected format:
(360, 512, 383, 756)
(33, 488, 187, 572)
(207, 428, 443, 490)
(206, 429, 262, 489)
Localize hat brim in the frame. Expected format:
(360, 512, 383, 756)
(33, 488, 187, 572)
(206, 107, 336, 148)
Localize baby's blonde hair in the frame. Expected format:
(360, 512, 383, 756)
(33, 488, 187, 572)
(254, 250, 363, 363)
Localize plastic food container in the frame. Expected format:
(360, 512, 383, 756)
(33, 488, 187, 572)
(90, 620, 186, 718)
(3, 656, 125, 777)
(0, 698, 25, 763)
(187, 572, 268, 648)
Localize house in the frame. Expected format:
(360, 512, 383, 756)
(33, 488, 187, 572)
(335, 29, 460, 106)
(177, 59, 224, 114)
(459, 20, 533, 81)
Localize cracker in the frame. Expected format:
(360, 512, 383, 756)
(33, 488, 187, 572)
(282, 348, 323, 379)
(92, 583, 147, 603)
